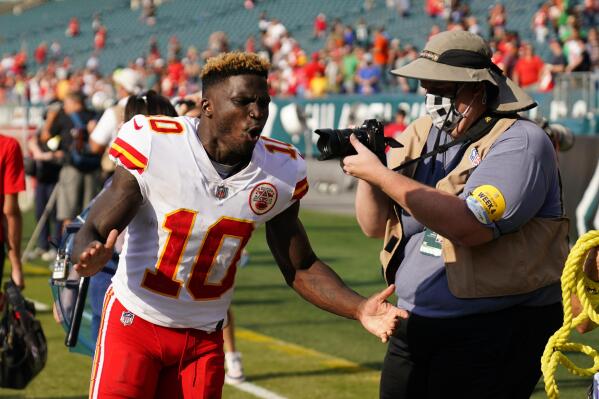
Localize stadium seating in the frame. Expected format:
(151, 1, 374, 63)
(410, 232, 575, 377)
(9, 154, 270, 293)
(0, 0, 547, 74)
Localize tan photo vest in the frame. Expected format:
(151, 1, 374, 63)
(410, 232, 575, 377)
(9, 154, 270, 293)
(381, 116, 569, 298)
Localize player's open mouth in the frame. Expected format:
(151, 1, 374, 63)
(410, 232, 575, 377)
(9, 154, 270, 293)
(247, 127, 262, 140)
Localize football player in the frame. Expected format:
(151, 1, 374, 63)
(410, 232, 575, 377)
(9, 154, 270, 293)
(72, 52, 406, 398)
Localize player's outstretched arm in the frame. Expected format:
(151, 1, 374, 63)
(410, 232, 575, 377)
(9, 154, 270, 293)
(72, 166, 143, 276)
(266, 202, 407, 342)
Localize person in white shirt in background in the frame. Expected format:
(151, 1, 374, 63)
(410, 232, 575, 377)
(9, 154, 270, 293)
(89, 68, 144, 176)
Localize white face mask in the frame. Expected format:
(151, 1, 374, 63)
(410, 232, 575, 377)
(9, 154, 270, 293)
(424, 93, 465, 132)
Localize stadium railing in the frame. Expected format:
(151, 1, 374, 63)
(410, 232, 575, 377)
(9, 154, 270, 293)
(554, 72, 599, 120)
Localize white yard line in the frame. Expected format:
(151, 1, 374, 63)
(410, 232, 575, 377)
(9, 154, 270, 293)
(237, 328, 375, 374)
(229, 381, 288, 399)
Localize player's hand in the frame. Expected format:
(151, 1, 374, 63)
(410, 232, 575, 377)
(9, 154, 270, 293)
(73, 229, 119, 277)
(356, 284, 408, 343)
(11, 266, 24, 290)
(342, 134, 388, 185)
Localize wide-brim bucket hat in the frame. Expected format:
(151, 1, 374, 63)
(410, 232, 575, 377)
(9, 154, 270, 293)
(391, 30, 536, 114)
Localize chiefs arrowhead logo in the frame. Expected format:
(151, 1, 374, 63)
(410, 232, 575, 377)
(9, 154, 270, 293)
(249, 182, 278, 215)
(133, 117, 143, 131)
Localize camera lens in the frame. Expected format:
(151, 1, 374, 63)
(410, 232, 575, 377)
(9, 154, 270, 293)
(315, 129, 338, 160)
(314, 119, 388, 161)
(315, 128, 355, 160)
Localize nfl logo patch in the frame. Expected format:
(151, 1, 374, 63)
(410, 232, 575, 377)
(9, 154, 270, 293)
(469, 148, 481, 166)
(215, 184, 228, 199)
(120, 311, 135, 326)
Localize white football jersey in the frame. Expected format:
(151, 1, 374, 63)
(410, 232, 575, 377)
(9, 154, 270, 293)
(108, 115, 308, 331)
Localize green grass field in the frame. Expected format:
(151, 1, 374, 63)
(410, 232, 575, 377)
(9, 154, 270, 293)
(0, 209, 597, 398)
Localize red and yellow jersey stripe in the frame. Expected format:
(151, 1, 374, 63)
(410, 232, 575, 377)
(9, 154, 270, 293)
(261, 136, 297, 160)
(260, 136, 290, 146)
(109, 137, 148, 173)
(292, 177, 309, 200)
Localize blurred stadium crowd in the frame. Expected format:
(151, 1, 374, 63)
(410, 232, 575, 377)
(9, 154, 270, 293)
(0, 0, 597, 107)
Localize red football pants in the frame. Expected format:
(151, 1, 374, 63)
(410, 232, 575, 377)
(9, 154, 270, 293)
(90, 288, 225, 399)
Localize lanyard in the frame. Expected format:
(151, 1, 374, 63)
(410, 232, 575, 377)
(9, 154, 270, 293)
(391, 115, 508, 173)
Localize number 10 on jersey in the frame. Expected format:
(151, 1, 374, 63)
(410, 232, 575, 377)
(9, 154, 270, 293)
(141, 209, 254, 300)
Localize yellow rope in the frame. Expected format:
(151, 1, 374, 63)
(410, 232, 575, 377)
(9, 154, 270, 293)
(541, 230, 599, 399)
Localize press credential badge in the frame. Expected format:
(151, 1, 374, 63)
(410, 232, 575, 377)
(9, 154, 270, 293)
(420, 228, 443, 257)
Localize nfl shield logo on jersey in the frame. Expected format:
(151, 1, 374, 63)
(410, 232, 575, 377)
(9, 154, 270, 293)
(215, 184, 229, 199)
(249, 182, 278, 215)
(120, 311, 135, 326)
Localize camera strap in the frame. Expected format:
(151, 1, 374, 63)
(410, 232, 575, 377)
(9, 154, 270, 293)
(391, 114, 510, 173)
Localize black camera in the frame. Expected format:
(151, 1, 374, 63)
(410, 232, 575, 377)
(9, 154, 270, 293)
(314, 119, 400, 161)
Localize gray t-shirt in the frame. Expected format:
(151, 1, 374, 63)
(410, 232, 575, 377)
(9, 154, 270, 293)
(394, 119, 562, 318)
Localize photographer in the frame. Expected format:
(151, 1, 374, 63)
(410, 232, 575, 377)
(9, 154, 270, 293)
(26, 124, 63, 261)
(44, 92, 99, 228)
(342, 31, 568, 398)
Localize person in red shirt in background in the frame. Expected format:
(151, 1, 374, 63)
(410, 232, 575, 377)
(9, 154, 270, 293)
(66, 17, 80, 37)
(513, 42, 545, 89)
(167, 56, 185, 84)
(313, 13, 327, 39)
(384, 108, 407, 142)
(495, 40, 519, 78)
(162, 56, 185, 97)
(34, 42, 47, 65)
(304, 52, 325, 83)
(94, 25, 107, 51)
(425, 0, 444, 18)
(0, 134, 25, 289)
(13, 50, 27, 76)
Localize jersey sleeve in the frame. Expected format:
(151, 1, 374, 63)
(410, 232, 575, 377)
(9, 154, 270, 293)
(291, 154, 309, 202)
(274, 145, 309, 216)
(261, 137, 309, 204)
(108, 115, 152, 199)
